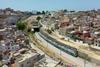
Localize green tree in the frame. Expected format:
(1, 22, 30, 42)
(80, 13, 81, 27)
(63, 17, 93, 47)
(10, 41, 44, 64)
(16, 21, 26, 31)
(64, 9, 68, 12)
(42, 11, 45, 14)
(47, 29, 52, 34)
(36, 11, 41, 15)
(36, 16, 41, 22)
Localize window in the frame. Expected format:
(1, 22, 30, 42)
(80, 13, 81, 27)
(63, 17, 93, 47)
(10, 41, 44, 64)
(96, 44, 97, 46)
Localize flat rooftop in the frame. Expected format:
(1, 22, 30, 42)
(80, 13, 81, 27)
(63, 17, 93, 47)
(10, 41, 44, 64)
(14, 48, 39, 63)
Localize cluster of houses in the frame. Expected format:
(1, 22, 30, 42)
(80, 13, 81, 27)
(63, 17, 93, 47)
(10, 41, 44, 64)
(41, 9, 100, 48)
(0, 9, 46, 67)
(0, 8, 24, 16)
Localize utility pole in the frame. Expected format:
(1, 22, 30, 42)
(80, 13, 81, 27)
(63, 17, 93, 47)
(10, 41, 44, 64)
(84, 60, 86, 67)
(60, 50, 62, 56)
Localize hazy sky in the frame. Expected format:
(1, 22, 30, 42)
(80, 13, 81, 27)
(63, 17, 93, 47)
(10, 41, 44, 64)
(0, 0, 100, 11)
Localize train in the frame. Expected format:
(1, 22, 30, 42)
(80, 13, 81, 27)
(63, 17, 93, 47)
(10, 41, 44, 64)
(38, 29, 78, 57)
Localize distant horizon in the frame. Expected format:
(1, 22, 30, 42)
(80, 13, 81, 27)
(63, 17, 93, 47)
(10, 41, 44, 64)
(0, 7, 100, 12)
(0, 0, 100, 11)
